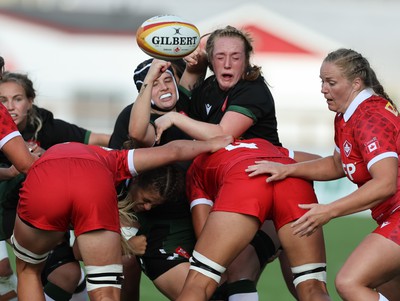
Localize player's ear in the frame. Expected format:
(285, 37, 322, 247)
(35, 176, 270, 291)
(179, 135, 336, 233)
(352, 77, 362, 91)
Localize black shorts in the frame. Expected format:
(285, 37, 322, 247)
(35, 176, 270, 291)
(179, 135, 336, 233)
(0, 173, 25, 240)
(137, 218, 195, 280)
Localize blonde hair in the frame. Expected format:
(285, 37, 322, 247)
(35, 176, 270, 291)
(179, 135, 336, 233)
(324, 48, 395, 108)
(118, 193, 139, 256)
(117, 164, 186, 255)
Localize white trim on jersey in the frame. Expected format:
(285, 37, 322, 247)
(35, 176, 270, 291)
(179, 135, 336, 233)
(190, 198, 214, 211)
(127, 149, 138, 176)
(367, 151, 398, 170)
(0, 131, 20, 149)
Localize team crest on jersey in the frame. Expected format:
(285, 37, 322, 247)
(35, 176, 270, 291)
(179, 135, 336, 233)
(343, 140, 352, 157)
(385, 102, 398, 116)
(364, 137, 380, 154)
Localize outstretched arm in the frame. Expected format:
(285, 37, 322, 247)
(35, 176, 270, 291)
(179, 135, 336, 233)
(133, 135, 233, 173)
(246, 149, 344, 182)
(88, 132, 111, 147)
(292, 156, 397, 236)
(155, 110, 252, 143)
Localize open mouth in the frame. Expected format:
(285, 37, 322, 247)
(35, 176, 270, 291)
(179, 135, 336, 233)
(160, 93, 172, 100)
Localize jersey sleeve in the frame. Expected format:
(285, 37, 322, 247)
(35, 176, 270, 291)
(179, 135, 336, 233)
(355, 111, 399, 167)
(227, 78, 275, 123)
(108, 104, 132, 149)
(0, 104, 21, 149)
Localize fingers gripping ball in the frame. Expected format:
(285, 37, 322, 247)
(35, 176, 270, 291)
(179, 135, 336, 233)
(136, 15, 200, 60)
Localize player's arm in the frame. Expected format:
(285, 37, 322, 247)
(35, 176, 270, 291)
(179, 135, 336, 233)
(0, 166, 19, 180)
(179, 34, 209, 92)
(132, 136, 233, 173)
(129, 60, 171, 147)
(1, 136, 36, 174)
(88, 132, 111, 147)
(246, 149, 344, 182)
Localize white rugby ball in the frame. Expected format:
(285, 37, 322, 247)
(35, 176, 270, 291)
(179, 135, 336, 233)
(136, 15, 200, 60)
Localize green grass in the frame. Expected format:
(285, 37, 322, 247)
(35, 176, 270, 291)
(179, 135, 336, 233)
(8, 215, 374, 300)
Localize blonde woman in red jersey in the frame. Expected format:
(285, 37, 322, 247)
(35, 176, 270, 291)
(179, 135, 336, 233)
(246, 48, 400, 301)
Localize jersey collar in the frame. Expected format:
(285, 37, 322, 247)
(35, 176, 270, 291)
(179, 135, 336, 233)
(343, 88, 374, 122)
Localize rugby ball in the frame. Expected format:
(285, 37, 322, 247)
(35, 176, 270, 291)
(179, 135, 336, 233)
(136, 15, 200, 60)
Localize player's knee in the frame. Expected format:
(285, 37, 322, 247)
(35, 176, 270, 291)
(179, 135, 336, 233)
(85, 264, 124, 291)
(291, 263, 327, 287)
(189, 250, 226, 283)
(11, 234, 49, 264)
(335, 269, 355, 298)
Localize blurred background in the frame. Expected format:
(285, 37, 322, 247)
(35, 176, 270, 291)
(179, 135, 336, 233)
(1, 1, 399, 299)
(2, 0, 399, 209)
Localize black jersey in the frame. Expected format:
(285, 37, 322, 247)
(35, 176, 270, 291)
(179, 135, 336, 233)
(180, 75, 281, 146)
(108, 101, 190, 150)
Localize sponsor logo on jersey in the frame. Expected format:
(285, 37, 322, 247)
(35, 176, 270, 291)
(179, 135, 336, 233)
(343, 140, 352, 157)
(205, 104, 212, 115)
(225, 142, 258, 151)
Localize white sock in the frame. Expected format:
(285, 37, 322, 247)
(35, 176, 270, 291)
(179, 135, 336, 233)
(0, 273, 17, 301)
(229, 292, 258, 301)
(379, 293, 389, 301)
(0, 241, 8, 261)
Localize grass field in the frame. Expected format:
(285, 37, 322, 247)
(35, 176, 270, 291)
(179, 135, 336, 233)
(8, 215, 374, 300)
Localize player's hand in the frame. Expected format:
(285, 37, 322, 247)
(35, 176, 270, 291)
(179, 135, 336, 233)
(208, 135, 233, 153)
(128, 235, 147, 255)
(245, 160, 289, 182)
(148, 59, 171, 82)
(291, 204, 332, 237)
(183, 34, 209, 75)
(26, 142, 45, 157)
(154, 112, 175, 143)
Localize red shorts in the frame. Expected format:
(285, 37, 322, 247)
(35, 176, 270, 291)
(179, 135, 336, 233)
(373, 209, 400, 245)
(18, 158, 120, 237)
(212, 159, 318, 229)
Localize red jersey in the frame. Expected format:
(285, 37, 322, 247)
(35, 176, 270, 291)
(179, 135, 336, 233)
(0, 103, 20, 149)
(334, 90, 400, 221)
(187, 138, 317, 228)
(34, 142, 137, 185)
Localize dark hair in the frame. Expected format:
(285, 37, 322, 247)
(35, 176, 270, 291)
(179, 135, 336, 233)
(132, 58, 185, 92)
(324, 48, 395, 107)
(135, 164, 185, 203)
(0, 72, 43, 136)
(205, 25, 261, 81)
